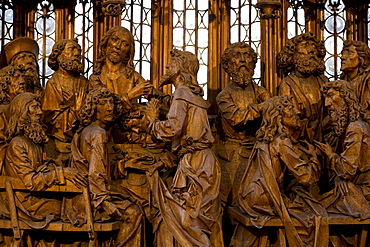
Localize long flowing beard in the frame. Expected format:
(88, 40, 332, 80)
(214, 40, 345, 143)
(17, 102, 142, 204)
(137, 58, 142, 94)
(24, 121, 49, 144)
(295, 55, 325, 75)
(59, 56, 84, 74)
(330, 104, 349, 137)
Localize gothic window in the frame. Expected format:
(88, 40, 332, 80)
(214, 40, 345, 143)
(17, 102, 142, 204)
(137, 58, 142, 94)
(0, 0, 13, 51)
(34, 0, 56, 87)
(173, 0, 209, 98)
(323, 0, 346, 81)
(230, 0, 261, 85)
(122, 0, 152, 81)
(75, 0, 94, 78)
(286, 0, 305, 39)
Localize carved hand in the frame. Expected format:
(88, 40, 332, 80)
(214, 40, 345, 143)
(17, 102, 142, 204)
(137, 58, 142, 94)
(144, 98, 160, 122)
(313, 140, 333, 156)
(102, 200, 122, 219)
(127, 82, 153, 100)
(63, 167, 88, 188)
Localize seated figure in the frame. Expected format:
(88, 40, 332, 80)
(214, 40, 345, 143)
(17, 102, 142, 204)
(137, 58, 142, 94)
(231, 96, 328, 247)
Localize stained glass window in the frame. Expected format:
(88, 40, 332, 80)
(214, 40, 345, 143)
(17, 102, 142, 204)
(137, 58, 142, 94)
(0, 0, 13, 51)
(230, 0, 261, 85)
(34, 0, 56, 87)
(75, 0, 94, 78)
(173, 0, 209, 98)
(286, 0, 305, 39)
(323, 0, 346, 81)
(122, 0, 152, 81)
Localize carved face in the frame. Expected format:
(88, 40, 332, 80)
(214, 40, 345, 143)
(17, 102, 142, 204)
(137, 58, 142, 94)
(28, 99, 43, 123)
(340, 45, 360, 74)
(106, 31, 131, 64)
(58, 41, 83, 73)
(159, 58, 181, 87)
(281, 101, 302, 129)
(293, 41, 325, 76)
(11, 52, 37, 73)
(8, 69, 26, 100)
(227, 47, 255, 88)
(96, 96, 115, 124)
(325, 88, 348, 136)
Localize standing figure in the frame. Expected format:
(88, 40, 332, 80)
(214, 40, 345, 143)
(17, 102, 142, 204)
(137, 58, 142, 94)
(71, 87, 144, 246)
(41, 39, 88, 166)
(340, 40, 370, 106)
(143, 49, 224, 247)
(89, 26, 152, 108)
(1, 37, 42, 93)
(216, 42, 271, 205)
(277, 33, 328, 141)
(231, 96, 328, 247)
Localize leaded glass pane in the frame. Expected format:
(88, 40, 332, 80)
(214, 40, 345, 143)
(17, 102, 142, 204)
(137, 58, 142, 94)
(287, 0, 305, 39)
(173, 0, 209, 99)
(0, 1, 13, 51)
(324, 0, 346, 81)
(75, 0, 94, 78)
(230, 0, 261, 85)
(122, 0, 152, 81)
(34, 0, 56, 87)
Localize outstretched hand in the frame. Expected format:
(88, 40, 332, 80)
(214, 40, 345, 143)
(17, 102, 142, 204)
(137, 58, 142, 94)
(63, 167, 88, 188)
(144, 98, 160, 122)
(313, 140, 333, 156)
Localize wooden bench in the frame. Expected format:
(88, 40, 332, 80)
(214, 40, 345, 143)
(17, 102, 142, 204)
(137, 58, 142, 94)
(229, 206, 369, 247)
(0, 176, 121, 247)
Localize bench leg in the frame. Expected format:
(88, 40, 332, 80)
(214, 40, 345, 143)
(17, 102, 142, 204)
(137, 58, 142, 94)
(359, 225, 368, 247)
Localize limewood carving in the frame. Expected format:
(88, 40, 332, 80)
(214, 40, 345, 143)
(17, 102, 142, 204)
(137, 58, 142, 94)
(0, 28, 370, 246)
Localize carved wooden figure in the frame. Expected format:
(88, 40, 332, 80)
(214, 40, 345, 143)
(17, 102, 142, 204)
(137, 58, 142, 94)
(215, 42, 271, 205)
(41, 39, 88, 166)
(277, 33, 328, 141)
(1, 37, 42, 94)
(143, 49, 224, 247)
(231, 95, 328, 247)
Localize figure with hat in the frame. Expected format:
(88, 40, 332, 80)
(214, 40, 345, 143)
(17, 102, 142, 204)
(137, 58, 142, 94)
(1, 37, 42, 94)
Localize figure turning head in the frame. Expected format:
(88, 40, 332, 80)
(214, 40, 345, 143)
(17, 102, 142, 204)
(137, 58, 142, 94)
(340, 40, 370, 77)
(48, 39, 84, 74)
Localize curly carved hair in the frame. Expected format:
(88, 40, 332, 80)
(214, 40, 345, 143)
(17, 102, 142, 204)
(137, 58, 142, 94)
(322, 80, 361, 122)
(277, 33, 326, 74)
(93, 26, 135, 78)
(48, 39, 80, 71)
(221, 42, 258, 75)
(341, 40, 370, 75)
(0, 65, 16, 89)
(170, 49, 203, 96)
(256, 95, 293, 144)
(78, 87, 123, 126)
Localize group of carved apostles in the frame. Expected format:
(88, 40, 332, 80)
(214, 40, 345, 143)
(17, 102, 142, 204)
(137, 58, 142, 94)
(0, 24, 370, 247)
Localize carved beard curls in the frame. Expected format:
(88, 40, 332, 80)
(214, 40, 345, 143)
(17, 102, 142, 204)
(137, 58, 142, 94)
(23, 120, 49, 144)
(294, 54, 325, 75)
(229, 65, 254, 87)
(329, 101, 349, 137)
(59, 54, 84, 74)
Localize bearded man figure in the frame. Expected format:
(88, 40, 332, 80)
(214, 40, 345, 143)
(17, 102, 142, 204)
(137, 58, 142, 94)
(1, 37, 42, 94)
(143, 49, 223, 247)
(314, 80, 370, 246)
(41, 39, 88, 166)
(2, 93, 87, 228)
(277, 33, 328, 141)
(231, 96, 328, 247)
(215, 42, 271, 206)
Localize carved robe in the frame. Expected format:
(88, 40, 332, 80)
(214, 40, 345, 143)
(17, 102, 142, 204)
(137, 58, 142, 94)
(216, 81, 271, 204)
(3, 135, 64, 226)
(71, 122, 144, 247)
(278, 72, 328, 141)
(147, 85, 224, 247)
(232, 137, 328, 247)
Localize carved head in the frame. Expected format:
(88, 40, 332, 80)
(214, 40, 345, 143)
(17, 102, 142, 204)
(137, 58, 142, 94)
(277, 33, 326, 76)
(160, 49, 203, 96)
(7, 92, 48, 143)
(0, 65, 26, 101)
(48, 39, 83, 74)
(94, 26, 135, 78)
(256, 95, 301, 143)
(322, 80, 361, 136)
(221, 42, 257, 88)
(340, 40, 370, 76)
(79, 87, 123, 126)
